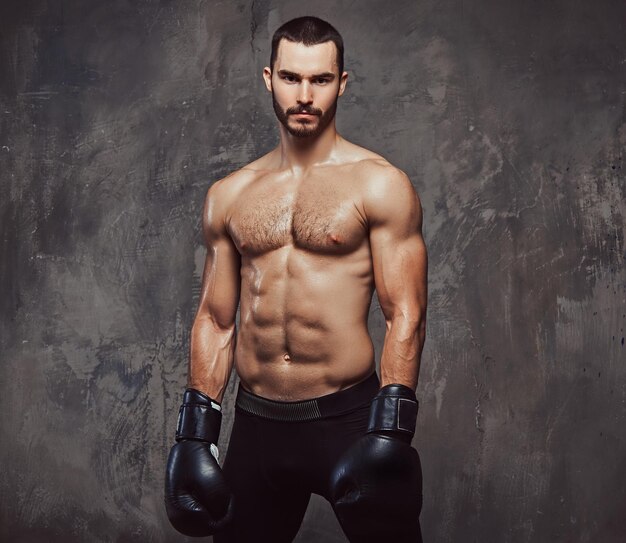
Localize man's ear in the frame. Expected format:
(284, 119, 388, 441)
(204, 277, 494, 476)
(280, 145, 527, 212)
(262, 67, 272, 92)
(338, 71, 348, 97)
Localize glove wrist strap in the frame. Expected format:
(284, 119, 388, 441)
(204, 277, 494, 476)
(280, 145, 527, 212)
(367, 383, 419, 442)
(175, 388, 222, 444)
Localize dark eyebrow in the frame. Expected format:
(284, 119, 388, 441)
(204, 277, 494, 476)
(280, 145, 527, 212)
(277, 69, 336, 80)
(277, 70, 300, 78)
(312, 72, 336, 79)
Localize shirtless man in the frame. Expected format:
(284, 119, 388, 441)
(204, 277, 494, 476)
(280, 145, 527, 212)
(164, 16, 427, 543)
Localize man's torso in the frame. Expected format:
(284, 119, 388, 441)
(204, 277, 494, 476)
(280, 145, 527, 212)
(217, 140, 394, 400)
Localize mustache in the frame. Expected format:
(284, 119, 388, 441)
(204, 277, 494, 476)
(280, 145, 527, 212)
(287, 106, 322, 115)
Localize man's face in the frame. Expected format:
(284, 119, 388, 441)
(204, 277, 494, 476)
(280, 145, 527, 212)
(263, 39, 348, 138)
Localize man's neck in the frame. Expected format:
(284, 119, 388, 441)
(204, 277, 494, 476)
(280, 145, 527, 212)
(276, 122, 341, 173)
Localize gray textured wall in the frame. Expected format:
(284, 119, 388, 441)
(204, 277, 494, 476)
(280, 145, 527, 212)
(1, 0, 625, 541)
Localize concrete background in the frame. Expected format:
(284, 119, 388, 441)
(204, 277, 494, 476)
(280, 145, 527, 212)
(1, 0, 625, 541)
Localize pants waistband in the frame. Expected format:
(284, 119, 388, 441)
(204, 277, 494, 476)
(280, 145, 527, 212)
(235, 371, 380, 421)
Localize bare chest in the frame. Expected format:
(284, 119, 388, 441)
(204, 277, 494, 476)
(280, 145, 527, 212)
(228, 177, 367, 256)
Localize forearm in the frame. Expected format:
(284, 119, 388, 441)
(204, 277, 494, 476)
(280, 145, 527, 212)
(187, 315, 236, 403)
(379, 314, 426, 390)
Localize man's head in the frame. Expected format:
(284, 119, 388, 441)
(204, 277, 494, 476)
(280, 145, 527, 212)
(263, 16, 348, 139)
(269, 16, 344, 76)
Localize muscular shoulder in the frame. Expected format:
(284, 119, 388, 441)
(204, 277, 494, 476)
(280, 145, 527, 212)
(339, 140, 410, 191)
(209, 168, 253, 205)
(357, 159, 422, 229)
(202, 158, 269, 241)
(204, 153, 273, 220)
(211, 156, 269, 198)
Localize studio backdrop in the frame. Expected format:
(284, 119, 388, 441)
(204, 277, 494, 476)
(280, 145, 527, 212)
(1, 0, 625, 541)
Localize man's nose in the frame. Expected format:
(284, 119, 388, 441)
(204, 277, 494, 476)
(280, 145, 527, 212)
(297, 81, 313, 104)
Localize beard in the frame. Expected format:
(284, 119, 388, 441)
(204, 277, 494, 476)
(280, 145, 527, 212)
(272, 91, 339, 139)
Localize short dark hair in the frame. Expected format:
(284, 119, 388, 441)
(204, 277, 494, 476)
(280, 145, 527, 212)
(270, 16, 344, 76)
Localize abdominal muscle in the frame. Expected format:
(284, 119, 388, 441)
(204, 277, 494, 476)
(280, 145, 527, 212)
(233, 246, 377, 401)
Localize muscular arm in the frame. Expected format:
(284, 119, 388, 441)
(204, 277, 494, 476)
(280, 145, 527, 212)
(187, 180, 241, 403)
(365, 167, 428, 390)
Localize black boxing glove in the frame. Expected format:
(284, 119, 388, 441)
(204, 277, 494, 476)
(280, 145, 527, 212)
(164, 388, 234, 537)
(330, 384, 423, 543)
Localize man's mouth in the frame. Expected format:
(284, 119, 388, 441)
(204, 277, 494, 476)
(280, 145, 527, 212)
(291, 109, 318, 116)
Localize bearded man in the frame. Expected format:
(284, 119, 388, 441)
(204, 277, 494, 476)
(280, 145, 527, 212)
(165, 15, 428, 543)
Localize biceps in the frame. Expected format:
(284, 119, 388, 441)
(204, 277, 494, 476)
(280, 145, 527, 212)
(196, 236, 241, 330)
(371, 228, 427, 321)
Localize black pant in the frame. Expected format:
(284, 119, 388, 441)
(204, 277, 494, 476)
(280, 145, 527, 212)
(214, 371, 422, 543)
(214, 373, 421, 543)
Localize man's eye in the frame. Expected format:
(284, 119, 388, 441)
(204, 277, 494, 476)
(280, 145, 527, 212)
(316, 79, 329, 84)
